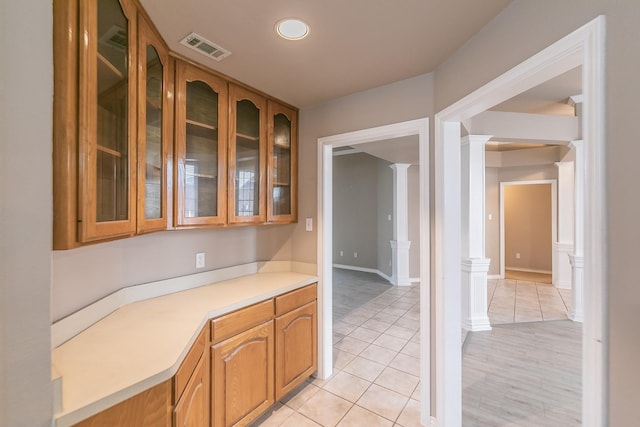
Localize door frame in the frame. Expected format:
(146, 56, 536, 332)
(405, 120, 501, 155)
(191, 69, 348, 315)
(317, 118, 431, 425)
(434, 16, 605, 426)
(500, 180, 558, 279)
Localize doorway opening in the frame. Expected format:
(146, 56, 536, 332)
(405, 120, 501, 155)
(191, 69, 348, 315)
(317, 118, 431, 425)
(435, 16, 605, 426)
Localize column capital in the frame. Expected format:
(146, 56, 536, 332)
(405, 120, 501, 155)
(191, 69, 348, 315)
(555, 161, 574, 168)
(461, 134, 493, 146)
(569, 139, 584, 150)
(389, 163, 411, 172)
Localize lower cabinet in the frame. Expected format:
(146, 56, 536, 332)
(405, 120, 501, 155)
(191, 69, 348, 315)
(211, 321, 275, 427)
(174, 350, 209, 427)
(71, 283, 316, 427)
(275, 301, 317, 400)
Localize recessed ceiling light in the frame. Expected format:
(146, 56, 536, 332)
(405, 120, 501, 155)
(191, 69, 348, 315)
(275, 18, 310, 40)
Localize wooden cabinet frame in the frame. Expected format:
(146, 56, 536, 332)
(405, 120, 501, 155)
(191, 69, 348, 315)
(136, 14, 171, 234)
(228, 84, 267, 225)
(174, 62, 228, 227)
(77, 0, 138, 242)
(267, 101, 298, 224)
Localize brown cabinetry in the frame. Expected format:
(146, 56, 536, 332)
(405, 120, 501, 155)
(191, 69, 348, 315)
(275, 285, 317, 399)
(267, 101, 298, 223)
(211, 321, 275, 427)
(53, 0, 171, 249)
(174, 62, 228, 227)
(228, 84, 267, 225)
(68, 283, 316, 426)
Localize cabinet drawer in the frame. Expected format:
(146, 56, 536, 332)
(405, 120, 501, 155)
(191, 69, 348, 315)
(211, 299, 274, 344)
(175, 326, 208, 402)
(275, 284, 317, 316)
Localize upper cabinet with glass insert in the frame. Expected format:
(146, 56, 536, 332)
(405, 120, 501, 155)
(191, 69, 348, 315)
(137, 14, 170, 234)
(228, 85, 267, 224)
(77, 0, 138, 242)
(267, 101, 298, 223)
(174, 63, 228, 227)
(52, 0, 298, 249)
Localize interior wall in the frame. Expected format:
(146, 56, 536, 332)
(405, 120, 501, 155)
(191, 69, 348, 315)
(332, 152, 382, 270)
(485, 168, 500, 275)
(293, 73, 435, 266)
(52, 225, 295, 321)
(434, 1, 640, 423)
(407, 165, 421, 279)
(504, 184, 553, 272)
(0, 0, 54, 425)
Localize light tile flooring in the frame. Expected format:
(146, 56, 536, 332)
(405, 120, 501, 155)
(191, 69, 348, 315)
(488, 271, 572, 324)
(252, 270, 422, 426)
(252, 269, 581, 427)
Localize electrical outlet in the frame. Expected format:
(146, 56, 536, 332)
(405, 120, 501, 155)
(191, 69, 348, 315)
(196, 252, 205, 268)
(354, 252, 358, 258)
(340, 250, 344, 257)
(515, 252, 521, 259)
(387, 214, 392, 221)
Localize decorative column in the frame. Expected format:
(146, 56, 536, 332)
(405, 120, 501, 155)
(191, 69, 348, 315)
(461, 135, 492, 331)
(553, 161, 574, 289)
(569, 140, 584, 322)
(390, 164, 411, 286)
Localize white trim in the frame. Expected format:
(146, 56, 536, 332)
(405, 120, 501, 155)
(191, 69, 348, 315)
(434, 16, 606, 427)
(487, 274, 501, 280)
(332, 264, 393, 283)
(499, 179, 557, 281)
(318, 118, 431, 424)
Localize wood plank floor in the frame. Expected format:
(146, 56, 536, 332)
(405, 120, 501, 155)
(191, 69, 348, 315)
(463, 320, 582, 426)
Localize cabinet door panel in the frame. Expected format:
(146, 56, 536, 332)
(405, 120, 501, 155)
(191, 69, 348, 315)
(267, 101, 298, 224)
(212, 321, 274, 427)
(136, 15, 169, 233)
(78, 0, 138, 242)
(175, 62, 228, 226)
(228, 85, 267, 224)
(174, 351, 209, 427)
(275, 301, 317, 400)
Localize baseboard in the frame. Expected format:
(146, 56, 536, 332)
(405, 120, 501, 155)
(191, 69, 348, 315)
(333, 264, 393, 283)
(505, 267, 552, 274)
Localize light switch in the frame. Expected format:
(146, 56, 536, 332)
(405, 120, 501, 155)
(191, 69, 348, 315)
(305, 218, 313, 231)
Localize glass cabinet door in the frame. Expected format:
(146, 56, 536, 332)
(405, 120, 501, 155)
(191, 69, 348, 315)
(228, 85, 267, 224)
(175, 62, 228, 226)
(267, 101, 298, 223)
(78, 0, 137, 241)
(137, 16, 169, 233)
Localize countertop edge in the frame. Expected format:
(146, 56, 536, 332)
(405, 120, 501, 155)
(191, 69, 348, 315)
(53, 272, 318, 426)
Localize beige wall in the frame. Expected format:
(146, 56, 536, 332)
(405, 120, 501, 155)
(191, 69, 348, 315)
(293, 73, 435, 265)
(504, 184, 553, 272)
(485, 168, 500, 275)
(435, 1, 640, 423)
(332, 153, 385, 270)
(0, 1, 54, 425)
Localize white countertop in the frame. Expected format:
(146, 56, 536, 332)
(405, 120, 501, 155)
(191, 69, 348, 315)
(52, 271, 317, 427)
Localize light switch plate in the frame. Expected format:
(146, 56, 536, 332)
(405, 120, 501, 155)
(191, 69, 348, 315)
(305, 218, 313, 231)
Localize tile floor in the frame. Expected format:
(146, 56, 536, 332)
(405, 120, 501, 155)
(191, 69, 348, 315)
(252, 271, 422, 426)
(252, 269, 580, 427)
(488, 273, 572, 324)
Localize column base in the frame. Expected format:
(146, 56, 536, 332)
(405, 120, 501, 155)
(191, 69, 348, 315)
(390, 240, 411, 286)
(569, 254, 584, 323)
(553, 242, 573, 289)
(461, 258, 492, 332)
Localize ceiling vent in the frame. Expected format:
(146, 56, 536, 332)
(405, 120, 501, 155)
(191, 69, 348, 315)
(99, 25, 127, 52)
(179, 32, 231, 61)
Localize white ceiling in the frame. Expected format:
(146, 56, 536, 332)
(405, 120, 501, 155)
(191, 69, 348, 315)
(140, 0, 512, 108)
